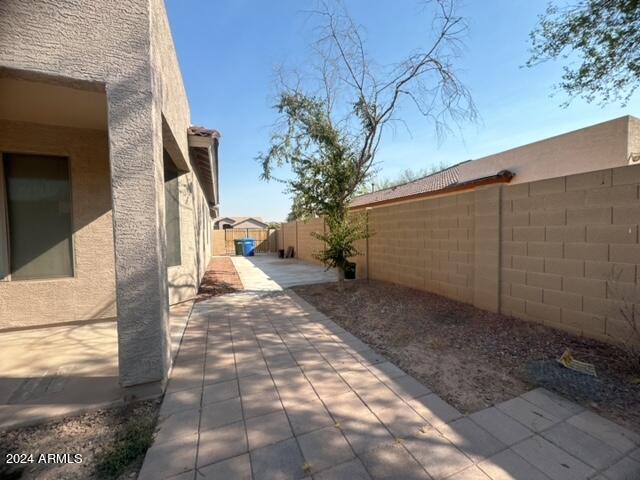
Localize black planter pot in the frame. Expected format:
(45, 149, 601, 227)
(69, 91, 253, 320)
(344, 262, 356, 280)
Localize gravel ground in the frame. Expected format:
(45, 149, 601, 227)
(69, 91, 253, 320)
(292, 280, 640, 432)
(0, 400, 159, 480)
(195, 256, 243, 301)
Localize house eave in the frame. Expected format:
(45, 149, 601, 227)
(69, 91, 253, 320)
(188, 129, 220, 211)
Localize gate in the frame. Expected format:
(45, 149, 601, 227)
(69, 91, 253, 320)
(213, 228, 278, 255)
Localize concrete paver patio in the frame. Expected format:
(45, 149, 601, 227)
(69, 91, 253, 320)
(140, 256, 640, 480)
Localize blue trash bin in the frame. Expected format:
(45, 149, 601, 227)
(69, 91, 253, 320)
(241, 238, 257, 256)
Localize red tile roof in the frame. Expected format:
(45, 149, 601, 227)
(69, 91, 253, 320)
(188, 126, 221, 139)
(351, 161, 471, 208)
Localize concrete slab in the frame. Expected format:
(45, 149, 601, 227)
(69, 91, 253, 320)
(478, 449, 549, 480)
(283, 398, 335, 436)
(511, 435, 595, 480)
(449, 466, 492, 480)
(601, 456, 640, 480)
(200, 396, 243, 432)
(314, 458, 372, 480)
(197, 421, 248, 468)
(250, 438, 306, 480)
(231, 255, 337, 291)
(375, 405, 430, 439)
(541, 421, 621, 470)
(520, 387, 584, 420)
(566, 410, 640, 454)
(359, 442, 430, 480)
(407, 393, 462, 427)
(495, 397, 560, 432)
(469, 407, 533, 446)
(246, 410, 293, 450)
(404, 429, 474, 479)
(437, 417, 506, 463)
(297, 425, 354, 473)
(198, 453, 252, 480)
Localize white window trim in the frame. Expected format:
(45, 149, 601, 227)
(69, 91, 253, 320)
(0, 156, 9, 281)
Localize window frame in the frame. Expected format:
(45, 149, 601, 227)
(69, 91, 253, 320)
(164, 151, 182, 269)
(0, 151, 76, 282)
(0, 155, 9, 281)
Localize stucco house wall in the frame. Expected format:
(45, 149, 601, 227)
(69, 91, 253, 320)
(460, 116, 639, 185)
(0, 120, 116, 328)
(0, 0, 215, 386)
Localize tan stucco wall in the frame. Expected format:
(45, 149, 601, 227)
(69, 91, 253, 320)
(0, 120, 116, 329)
(0, 0, 213, 384)
(150, 0, 213, 306)
(167, 170, 212, 305)
(461, 116, 638, 185)
(150, 0, 191, 167)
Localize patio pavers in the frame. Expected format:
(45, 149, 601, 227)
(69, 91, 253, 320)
(140, 256, 640, 480)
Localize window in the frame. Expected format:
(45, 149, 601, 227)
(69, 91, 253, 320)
(1, 153, 74, 280)
(164, 151, 181, 267)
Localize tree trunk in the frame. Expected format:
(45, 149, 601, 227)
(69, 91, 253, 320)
(337, 266, 345, 291)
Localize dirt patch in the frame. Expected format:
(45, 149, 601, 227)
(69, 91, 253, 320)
(0, 400, 159, 480)
(292, 280, 640, 431)
(195, 256, 243, 301)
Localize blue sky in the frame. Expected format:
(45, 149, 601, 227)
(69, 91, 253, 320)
(166, 0, 636, 222)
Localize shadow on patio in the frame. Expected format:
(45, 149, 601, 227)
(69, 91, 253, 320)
(0, 302, 193, 430)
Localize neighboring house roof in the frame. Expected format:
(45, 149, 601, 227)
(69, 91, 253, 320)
(351, 161, 471, 208)
(352, 161, 513, 209)
(214, 216, 268, 228)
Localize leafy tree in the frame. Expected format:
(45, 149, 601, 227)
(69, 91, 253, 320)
(259, 0, 476, 278)
(285, 211, 297, 222)
(311, 214, 368, 273)
(527, 0, 640, 105)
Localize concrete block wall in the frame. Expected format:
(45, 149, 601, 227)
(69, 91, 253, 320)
(277, 227, 284, 250)
(367, 191, 476, 303)
(282, 163, 640, 344)
(282, 221, 297, 256)
(500, 165, 640, 342)
(296, 218, 325, 265)
(281, 216, 368, 274)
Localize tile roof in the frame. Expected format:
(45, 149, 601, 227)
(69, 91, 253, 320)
(188, 125, 221, 139)
(214, 216, 266, 226)
(351, 161, 471, 208)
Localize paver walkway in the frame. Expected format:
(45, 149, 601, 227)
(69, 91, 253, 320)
(140, 257, 640, 480)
